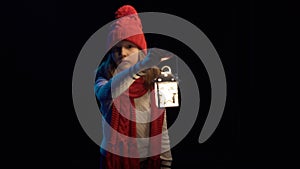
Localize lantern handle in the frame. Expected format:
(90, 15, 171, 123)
(161, 65, 172, 75)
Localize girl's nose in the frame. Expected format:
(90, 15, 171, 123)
(121, 47, 128, 58)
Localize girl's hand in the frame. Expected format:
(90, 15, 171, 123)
(141, 48, 174, 69)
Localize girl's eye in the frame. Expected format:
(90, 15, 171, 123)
(127, 45, 133, 49)
(112, 47, 120, 53)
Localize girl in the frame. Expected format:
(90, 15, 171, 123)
(94, 5, 173, 169)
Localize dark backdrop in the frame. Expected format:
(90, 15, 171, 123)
(13, 0, 263, 168)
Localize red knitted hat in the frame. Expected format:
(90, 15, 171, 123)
(107, 5, 147, 52)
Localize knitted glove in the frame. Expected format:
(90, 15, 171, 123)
(140, 48, 174, 70)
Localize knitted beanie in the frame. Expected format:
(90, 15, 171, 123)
(107, 5, 147, 52)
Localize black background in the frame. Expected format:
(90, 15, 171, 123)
(13, 0, 297, 169)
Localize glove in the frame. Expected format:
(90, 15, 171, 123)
(140, 48, 174, 70)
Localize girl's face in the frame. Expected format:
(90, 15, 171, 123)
(112, 40, 140, 72)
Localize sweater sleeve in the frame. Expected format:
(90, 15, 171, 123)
(95, 57, 152, 102)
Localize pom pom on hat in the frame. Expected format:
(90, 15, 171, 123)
(115, 5, 138, 19)
(107, 5, 147, 52)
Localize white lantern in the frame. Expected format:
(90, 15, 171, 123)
(154, 66, 179, 108)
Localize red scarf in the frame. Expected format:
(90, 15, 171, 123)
(105, 78, 165, 169)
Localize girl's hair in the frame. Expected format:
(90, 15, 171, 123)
(95, 50, 161, 90)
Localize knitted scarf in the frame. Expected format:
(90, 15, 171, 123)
(104, 78, 164, 169)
